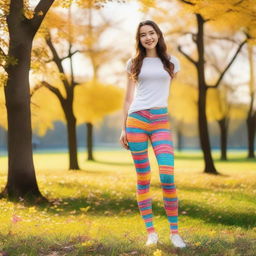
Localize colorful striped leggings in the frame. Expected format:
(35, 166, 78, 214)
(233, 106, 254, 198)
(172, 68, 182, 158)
(126, 107, 178, 235)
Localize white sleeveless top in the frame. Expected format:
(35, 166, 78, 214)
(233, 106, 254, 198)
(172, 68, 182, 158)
(126, 55, 180, 114)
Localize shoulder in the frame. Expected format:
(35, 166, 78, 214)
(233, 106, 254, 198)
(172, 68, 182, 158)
(126, 57, 134, 73)
(168, 55, 179, 65)
(126, 57, 135, 65)
(168, 55, 180, 73)
(126, 57, 132, 64)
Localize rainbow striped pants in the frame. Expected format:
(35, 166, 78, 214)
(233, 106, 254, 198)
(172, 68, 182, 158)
(126, 107, 178, 235)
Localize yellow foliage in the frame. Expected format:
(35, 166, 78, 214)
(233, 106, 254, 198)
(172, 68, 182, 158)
(206, 87, 247, 122)
(153, 249, 162, 256)
(79, 206, 90, 212)
(139, 0, 156, 8)
(179, 0, 256, 37)
(74, 79, 124, 125)
(31, 86, 65, 136)
(75, 0, 98, 9)
(229, 104, 247, 121)
(138, 0, 156, 12)
(31, 40, 51, 74)
(169, 82, 198, 123)
(206, 88, 226, 121)
(54, 0, 73, 8)
(0, 85, 7, 129)
(151, 1, 196, 46)
(0, 0, 9, 17)
(42, 69, 68, 99)
(1, 77, 66, 133)
(24, 8, 34, 19)
(39, 10, 67, 39)
(0, 72, 7, 87)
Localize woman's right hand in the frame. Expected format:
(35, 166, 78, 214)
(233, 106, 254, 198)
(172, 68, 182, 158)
(119, 129, 129, 150)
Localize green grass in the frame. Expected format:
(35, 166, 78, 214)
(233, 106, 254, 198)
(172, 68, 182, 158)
(0, 149, 256, 256)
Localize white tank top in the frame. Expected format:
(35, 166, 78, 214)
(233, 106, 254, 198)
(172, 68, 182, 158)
(126, 55, 180, 114)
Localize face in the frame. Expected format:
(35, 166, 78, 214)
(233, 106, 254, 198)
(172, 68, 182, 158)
(139, 25, 159, 50)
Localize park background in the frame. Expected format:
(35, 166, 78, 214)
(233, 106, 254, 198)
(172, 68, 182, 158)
(0, 0, 255, 255)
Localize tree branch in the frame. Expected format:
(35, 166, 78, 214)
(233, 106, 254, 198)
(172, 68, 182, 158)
(178, 0, 195, 5)
(177, 0, 212, 23)
(41, 81, 63, 102)
(178, 45, 197, 66)
(45, 32, 70, 91)
(205, 35, 238, 44)
(30, 0, 55, 33)
(73, 81, 79, 87)
(30, 83, 44, 97)
(31, 81, 66, 111)
(210, 39, 247, 89)
(192, 34, 197, 43)
(0, 47, 7, 71)
(234, 0, 244, 6)
(226, 0, 245, 14)
(210, 62, 222, 74)
(45, 58, 53, 63)
(61, 50, 80, 62)
(0, 47, 7, 57)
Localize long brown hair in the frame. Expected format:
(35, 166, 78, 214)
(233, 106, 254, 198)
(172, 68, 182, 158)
(129, 20, 174, 81)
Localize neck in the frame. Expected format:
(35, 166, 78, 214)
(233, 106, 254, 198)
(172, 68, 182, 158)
(146, 48, 157, 57)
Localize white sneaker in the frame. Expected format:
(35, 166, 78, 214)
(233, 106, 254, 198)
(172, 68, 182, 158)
(170, 234, 186, 248)
(146, 232, 158, 246)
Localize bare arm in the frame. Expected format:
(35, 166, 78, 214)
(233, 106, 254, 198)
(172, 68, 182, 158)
(122, 73, 136, 130)
(120, 72, 136, 149)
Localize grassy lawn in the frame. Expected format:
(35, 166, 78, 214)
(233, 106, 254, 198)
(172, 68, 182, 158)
(0, 149, 255, 255)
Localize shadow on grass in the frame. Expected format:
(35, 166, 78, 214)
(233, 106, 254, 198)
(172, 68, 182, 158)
(179, 185, 256, 203)
(0, 233, 89, 256)
(177, 199, 256, 229)
(33, 189, 256, 230)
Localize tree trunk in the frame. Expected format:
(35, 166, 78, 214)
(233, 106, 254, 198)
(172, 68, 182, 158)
(86, 122, 94, 161)
(63, 103, 80, 170)
(44, 35, 80, 170)
(247, 44, 255, 159)
(218, 118, 228, 160)
(196, 14, 218, 174)
(1, 26, 44, 201)
(177, 128, 182, 151)
(246, 111, 256, 159)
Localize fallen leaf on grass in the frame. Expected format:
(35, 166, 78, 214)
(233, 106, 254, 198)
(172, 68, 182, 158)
(11, 214, 22, 223)
(153, 249, 162, 256)
(80, 206, 90, 212)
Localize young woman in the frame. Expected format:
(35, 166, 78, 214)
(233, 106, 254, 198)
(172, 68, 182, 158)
(120, 20, 187, 248)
